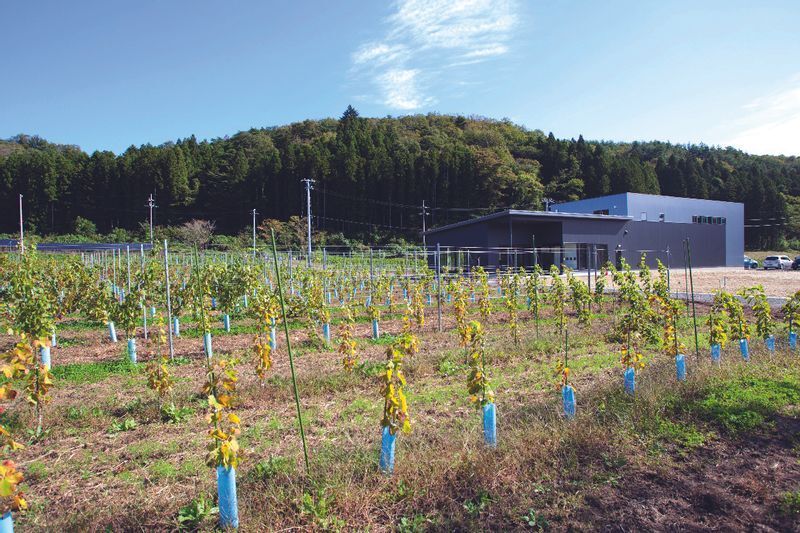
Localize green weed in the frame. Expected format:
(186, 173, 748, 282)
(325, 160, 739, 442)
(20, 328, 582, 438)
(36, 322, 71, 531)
(107, 418, 137, 434)
(521, 508, 549, 530)
(249, 456, 294, 481)
(692, 376, 800, 432)
(161, 403, 194, 423)
(779, 490, 800, 515)
(52, 359, 139, 384)
(177, 494, 218, 530)
(463, 490, 492, 516)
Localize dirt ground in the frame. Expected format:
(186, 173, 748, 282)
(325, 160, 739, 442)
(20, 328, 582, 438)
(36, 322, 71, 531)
(576, 415, 800, 531)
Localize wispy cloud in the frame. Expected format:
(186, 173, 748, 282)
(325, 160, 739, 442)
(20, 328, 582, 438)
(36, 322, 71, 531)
(377, 69, 431, 110)
(352, 42, 408, 66)
(723, 74, 800, 156)
(351, 0, 517, 110)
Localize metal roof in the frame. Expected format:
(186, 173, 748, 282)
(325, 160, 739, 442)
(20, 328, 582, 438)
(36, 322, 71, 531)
(424, 209, 631, 235)
(553, 191, 744, 210)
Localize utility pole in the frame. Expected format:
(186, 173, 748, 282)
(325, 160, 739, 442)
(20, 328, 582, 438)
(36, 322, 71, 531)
(18, 194, 24, 255)
(302, 178, 314, 267)
(147, 194, 157, 246)
(251, 209, 258, 259)
(421, 200, 429, 251)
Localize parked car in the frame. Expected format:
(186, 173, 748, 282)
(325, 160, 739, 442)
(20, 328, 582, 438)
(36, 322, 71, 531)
(743, 255, 759, 269)
(762, 255, 792, 270)
(792, 256, 800, 270)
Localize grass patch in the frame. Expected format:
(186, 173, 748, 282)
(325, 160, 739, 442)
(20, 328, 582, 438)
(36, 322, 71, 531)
(691, 375, 800, 433)
(249, 456, 295, 482)
(52, 359, 140, 384)
(368, 332, 398, 345)
(56, 318, 104, 331)
(149, 459, 178, 480)
(127, 440, 181, 460)
(644, 416, 713, 451)
(53, 336, 86, 348)
(178, 458, 205, 478)
(355, 360, 385, 378)
(26, 460, 48, 481)
(64, 405, 105, 422)
(779, 490, 800, 515)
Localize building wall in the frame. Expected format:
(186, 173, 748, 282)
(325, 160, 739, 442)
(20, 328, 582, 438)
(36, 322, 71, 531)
(624, 194, 743, 267)
(426, 208, 730, 271)
(555, 193, 743, 267)
(487, 218, 564, 269)
(425, 220, 490, 268)
(562, 218, 725, 268)
(620, 221, 725, 268)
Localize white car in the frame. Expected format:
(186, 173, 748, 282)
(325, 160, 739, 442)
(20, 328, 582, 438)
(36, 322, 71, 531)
(762, 255, 792, 270)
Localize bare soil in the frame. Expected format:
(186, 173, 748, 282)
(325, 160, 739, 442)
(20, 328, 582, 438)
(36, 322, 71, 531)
(576, 416, 800, 532)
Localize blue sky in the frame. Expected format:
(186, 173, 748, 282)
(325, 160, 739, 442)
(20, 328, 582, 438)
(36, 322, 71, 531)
(2, 0, 799, 155)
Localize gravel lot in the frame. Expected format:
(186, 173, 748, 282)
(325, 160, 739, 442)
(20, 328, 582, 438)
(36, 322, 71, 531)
(568, 267, 800, 298)
(665, 267, 800, 297)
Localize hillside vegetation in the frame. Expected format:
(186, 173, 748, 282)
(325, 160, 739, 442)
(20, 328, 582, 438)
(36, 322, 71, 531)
(1, 107, 798, 248)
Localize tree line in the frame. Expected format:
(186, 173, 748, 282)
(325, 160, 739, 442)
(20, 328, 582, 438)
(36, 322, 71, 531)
(1, 106, 797, 249)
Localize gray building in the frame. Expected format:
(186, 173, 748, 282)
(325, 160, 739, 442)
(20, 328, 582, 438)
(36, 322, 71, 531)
(424, 193, 743, 270)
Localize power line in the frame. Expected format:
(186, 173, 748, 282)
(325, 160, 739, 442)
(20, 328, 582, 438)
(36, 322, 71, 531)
(320, 187, 502, 213)
(315, 214, 417, 231)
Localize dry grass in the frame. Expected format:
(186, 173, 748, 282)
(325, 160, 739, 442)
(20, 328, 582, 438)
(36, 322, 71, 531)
(3, 302, 799, 531)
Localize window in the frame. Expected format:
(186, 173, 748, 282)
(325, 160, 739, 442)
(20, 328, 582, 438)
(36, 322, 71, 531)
(640, 212, 647, 221)
(692, 215, 727, 225)
(659, 213, 665, 222)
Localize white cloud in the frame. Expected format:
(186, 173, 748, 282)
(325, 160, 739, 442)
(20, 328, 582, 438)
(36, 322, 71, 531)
(723, 75, 800, 156)
(377, 69, 432, 110)
(352, 42, 408, 66)
(463, 44, 508, 58)
(389, 0, 515, 52)
(350, 0, 517, 110)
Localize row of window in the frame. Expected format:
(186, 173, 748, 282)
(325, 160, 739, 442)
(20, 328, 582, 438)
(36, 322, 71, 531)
(692, 215, 726, 225)
(591, 209, 727, 225)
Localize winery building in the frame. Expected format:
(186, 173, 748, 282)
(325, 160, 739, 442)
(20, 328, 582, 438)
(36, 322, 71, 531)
(423, 192, 743, 270)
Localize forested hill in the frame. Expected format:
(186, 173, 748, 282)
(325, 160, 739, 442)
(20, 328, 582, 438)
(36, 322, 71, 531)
(1, 106, 798, 249)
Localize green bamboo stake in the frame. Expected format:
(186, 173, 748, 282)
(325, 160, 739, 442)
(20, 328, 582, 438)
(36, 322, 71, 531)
(673, 307, 679, 356)
(270, 229, 310, 474)
(534, 280, 540, 339)
(685, 239, 700, 361)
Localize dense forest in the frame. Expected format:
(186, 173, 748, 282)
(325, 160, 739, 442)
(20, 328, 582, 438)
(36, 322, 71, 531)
(1, 106, 798, 249)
